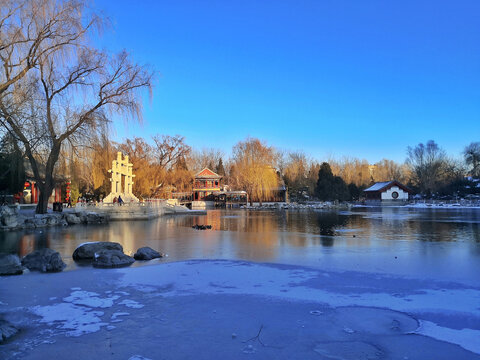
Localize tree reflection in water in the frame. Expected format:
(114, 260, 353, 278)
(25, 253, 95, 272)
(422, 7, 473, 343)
(1, 208, 480, 268)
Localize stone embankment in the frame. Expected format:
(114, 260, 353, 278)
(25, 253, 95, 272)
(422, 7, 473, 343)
(245, 202, 351, 211)
(0, 205, 108, 231)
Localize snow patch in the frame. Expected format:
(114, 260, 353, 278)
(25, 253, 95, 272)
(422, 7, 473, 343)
(111, 312, 130, 321)
(119, 299, 144, 309)
(31, 303, 106, 337)
(416, 320, 480, 355)
(63, 290, 119, 308)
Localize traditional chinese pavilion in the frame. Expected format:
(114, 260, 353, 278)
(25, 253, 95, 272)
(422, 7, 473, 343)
(193, 168, 222, 201)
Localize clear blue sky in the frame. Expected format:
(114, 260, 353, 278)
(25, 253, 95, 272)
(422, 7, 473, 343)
(95, 0, 480, 163)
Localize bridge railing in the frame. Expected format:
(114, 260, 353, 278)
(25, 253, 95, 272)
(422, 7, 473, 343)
(171, 192, 193, 203)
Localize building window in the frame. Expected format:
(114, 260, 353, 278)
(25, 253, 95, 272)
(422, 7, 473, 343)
(391, 191, 399, 199)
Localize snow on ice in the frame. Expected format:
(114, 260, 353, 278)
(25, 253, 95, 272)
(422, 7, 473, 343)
(1, 260, 479, 359)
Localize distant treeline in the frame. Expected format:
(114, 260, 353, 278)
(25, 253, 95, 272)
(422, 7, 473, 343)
(1, 132, 479, 202)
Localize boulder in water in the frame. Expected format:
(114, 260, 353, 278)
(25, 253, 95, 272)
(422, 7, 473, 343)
(192, 224, 212, 230)
(0, 206, 17, 228)
(65, 214, 81, 225)
(86, 212, 108, 224)
(73, 242, 123, 261)
(93, 249, 135, 268)
(21, 248, 66, 272)
(134, 247, 163, 260)
(46, 216, 58, 226)
(0, 254, 23, 276)
(0, 319, 18, 343)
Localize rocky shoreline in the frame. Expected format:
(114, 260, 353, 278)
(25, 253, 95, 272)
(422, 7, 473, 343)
(0, 241, 164, 277)
(244, 202, 352, 211)
(0, 205, 108, 232)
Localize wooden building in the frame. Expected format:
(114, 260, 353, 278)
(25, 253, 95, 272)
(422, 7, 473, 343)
(193, 168, 222, 201)
(213, 191, 248, 208)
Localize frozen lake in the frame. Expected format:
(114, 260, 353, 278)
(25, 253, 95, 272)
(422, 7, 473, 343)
(2, 207, 480, 285)
(2, 207, 480, 359)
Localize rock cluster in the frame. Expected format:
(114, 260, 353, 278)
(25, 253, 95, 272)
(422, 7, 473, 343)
(192, 224, 212, 230)
(0, 248, 66, 276)
(245, 202, 351, 211)
(0, 242, 164, 275)
(73, 242, 163, 268)
(0, 206, 108, 231)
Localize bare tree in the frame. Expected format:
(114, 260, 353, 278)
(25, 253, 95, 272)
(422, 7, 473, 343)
(282, 151, 309, 197)
(0, 0, 97, 95)
(152, 134, 191, 170)
(406, 140, 448, 195)
(0, 0, 153, 213)
(373, 159, 409, 183)
(117, 138, 163, 199)
(463, 142, 480, 178)
(188, 147, 224, 173)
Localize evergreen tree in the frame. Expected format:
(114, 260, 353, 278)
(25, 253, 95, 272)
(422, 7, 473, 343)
(0, 134, 25, 194)
(332, 176, 350, 201)
(215, 158, 226, 176)
(315, 162, 350, 201)
(348, 183, 361, 201)
(315, 163, 335, 200)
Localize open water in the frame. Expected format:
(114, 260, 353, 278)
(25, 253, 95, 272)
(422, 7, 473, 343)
(1, 207, 480, 285)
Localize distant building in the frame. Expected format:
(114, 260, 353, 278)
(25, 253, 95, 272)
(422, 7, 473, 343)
(193, 168, 222, 201)
(22, 159, 64, 205)
(191, 168, 247, 209)
(363, 181, 412, 202)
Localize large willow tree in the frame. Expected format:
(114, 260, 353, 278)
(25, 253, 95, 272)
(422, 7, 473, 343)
(0, 0, 153, 213)
(231, 137, 278, 205)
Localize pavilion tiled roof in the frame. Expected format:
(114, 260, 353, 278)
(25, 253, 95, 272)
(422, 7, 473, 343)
(194, 168, 221, 179)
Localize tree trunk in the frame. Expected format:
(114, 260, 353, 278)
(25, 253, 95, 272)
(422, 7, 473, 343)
(35, 181, 54, 214)
(34, 143, 61, 214)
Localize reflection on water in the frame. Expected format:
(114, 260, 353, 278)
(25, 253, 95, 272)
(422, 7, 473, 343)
(1, 208, 480, 283)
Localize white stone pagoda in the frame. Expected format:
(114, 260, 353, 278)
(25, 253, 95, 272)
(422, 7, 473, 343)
(103, 152, 139, 203)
